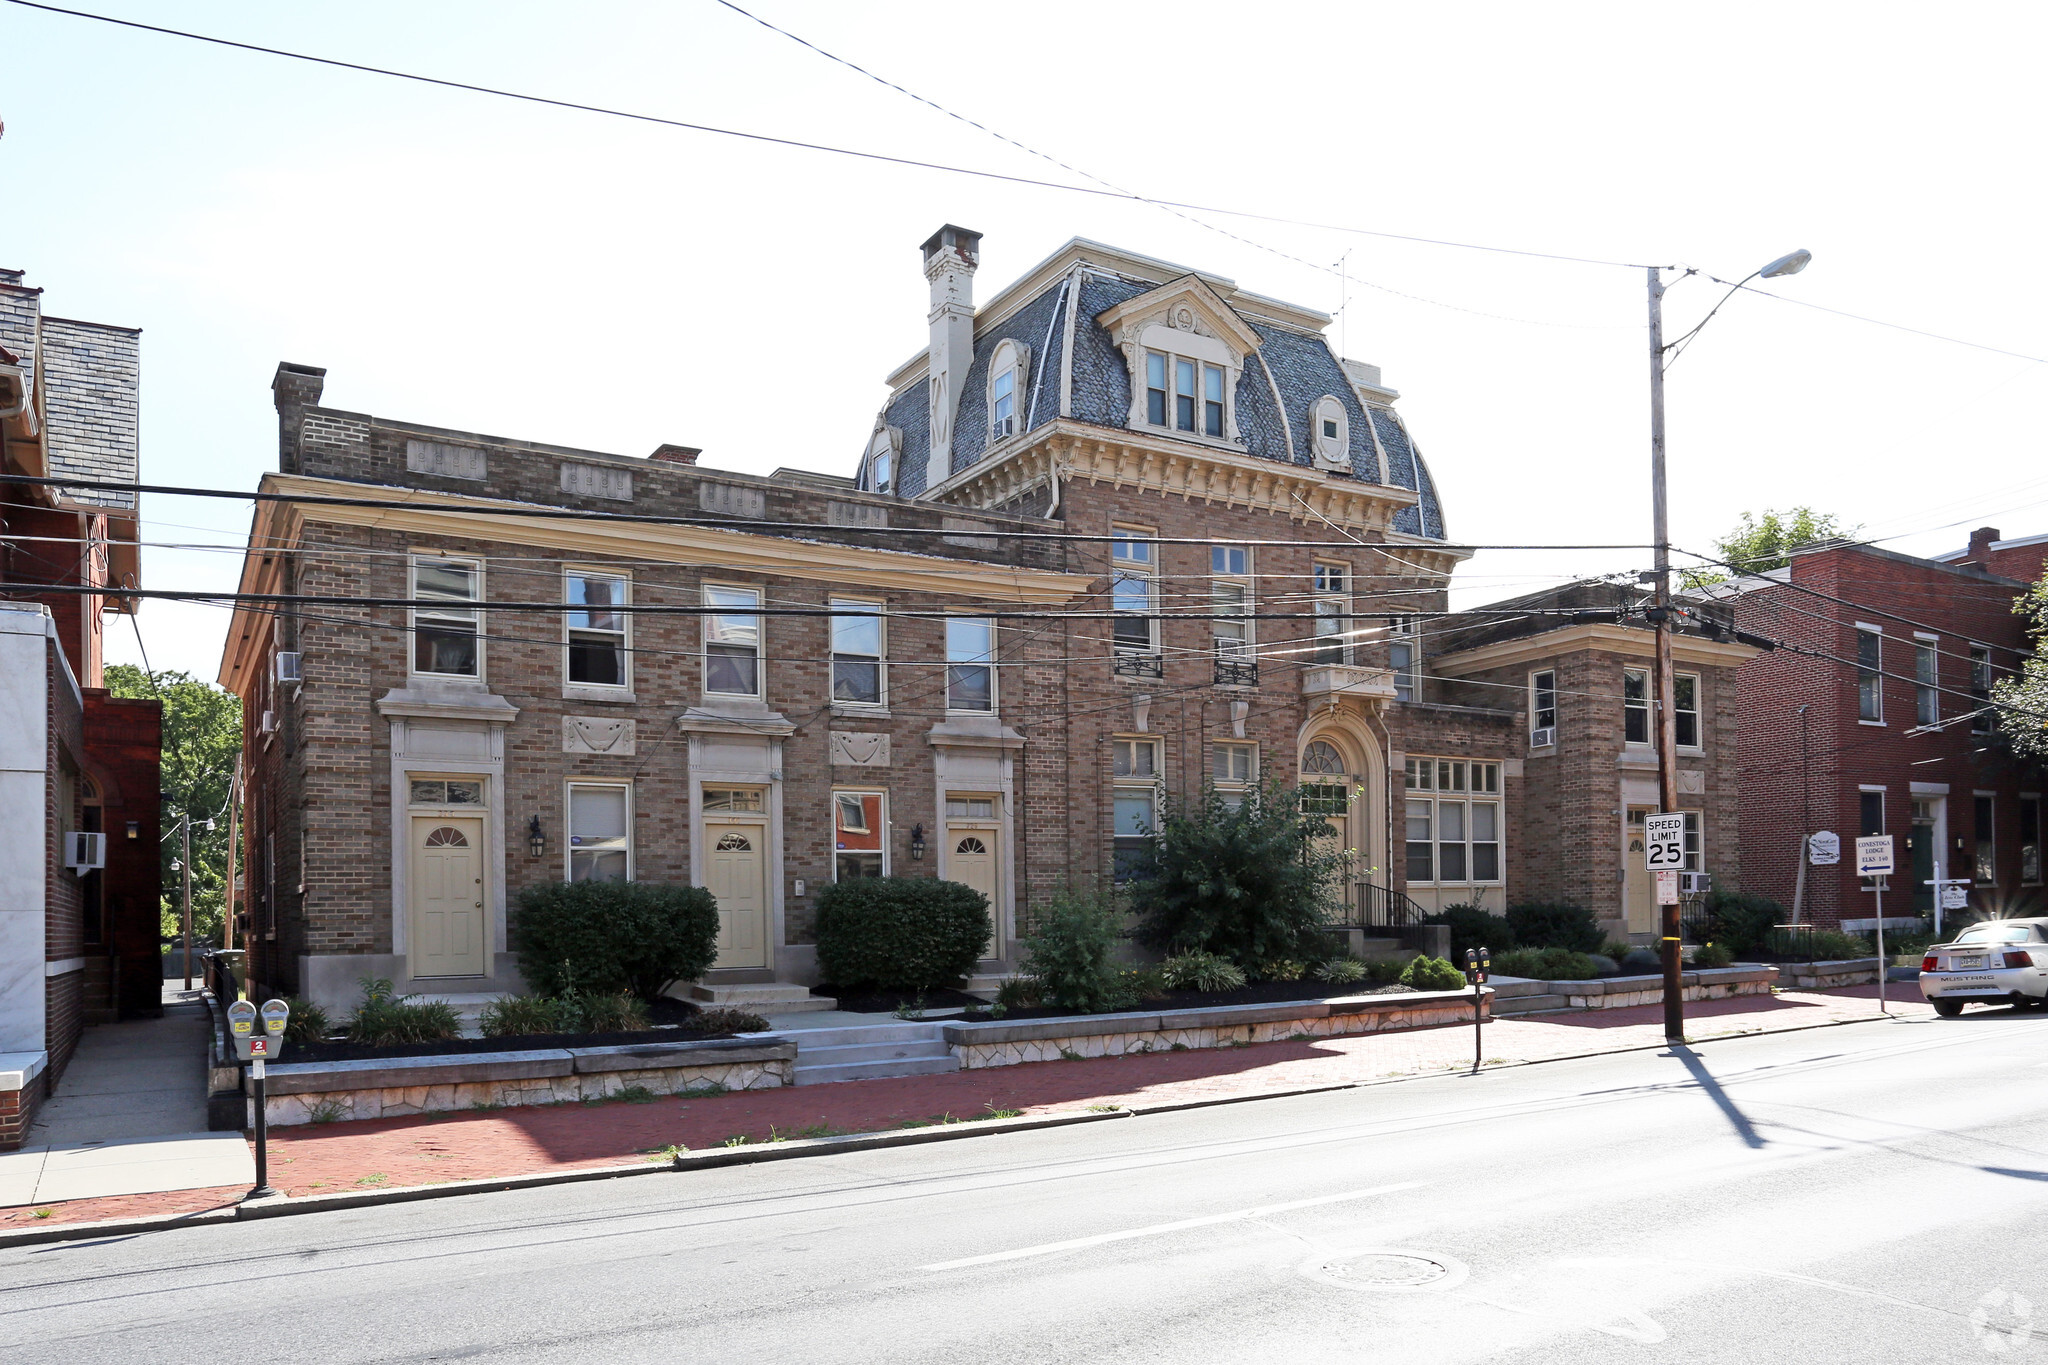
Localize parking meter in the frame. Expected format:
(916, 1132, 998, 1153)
(1464, 949, 1489, 1072)
(229, 998, 291, 1199)
(227, 999, 258, 1059)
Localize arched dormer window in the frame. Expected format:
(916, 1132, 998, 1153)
(987, 340, 1029, 443)
(1310, 396, 1349, 470)
(864, 424, 902, 495)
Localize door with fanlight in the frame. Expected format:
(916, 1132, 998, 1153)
(1301, 739, 1360, 914)
(945, 794, 1003, 960)
(706, 823, 768, 969)
(412, 817, 486, 977)
(1623, 808, 1656, 936)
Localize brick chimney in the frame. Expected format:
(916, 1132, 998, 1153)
(920, 224, 981, 494)
(1963, 526, 2002, 567)
(649, 443, 701, 465)
(271, 361, 327, 476)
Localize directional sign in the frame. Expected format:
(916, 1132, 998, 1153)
(1855, 835, 1895, 876)
(1644, 813, 1686, 870)
(1807, 831, 1840, 866)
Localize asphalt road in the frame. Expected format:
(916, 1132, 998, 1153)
(6, 1007, 2047, 1364)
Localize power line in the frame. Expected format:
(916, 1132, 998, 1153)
(1711, 273, 2048, 368)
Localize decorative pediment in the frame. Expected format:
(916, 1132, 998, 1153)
(1093, 275, 1265, 358)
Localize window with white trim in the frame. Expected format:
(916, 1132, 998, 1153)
(567, 782, 631, 882)
(1146, 350, 1225, 437)
(830, 599, 884, 707)
(1404, 758, 1502, 885)
(1312, 563, 1350, 665)
(1211, 546, 1253, 680)
(833, 790, 885, 881)
(1857, 628, 1882, 721)
(704, 585, 762, 697)
(1113, 736, 1161, 882)
(1970, 644, 1992, 733)
(1212, 742, 1256, 796)
(410, 555, 482, 679)
(946, 617, 995, 711)
(1624, 669, 1649, 745)
(1309, 396, 1348, 468)
(1111, 528, 1158, 659)
(1530, 670, 1557, 744)
(1674, 674, 1700, 749)
(2021, 794, 2041, 886)
(1389, 617, 1418, 702)
(988, 340, 1028, 442)
(1914, 638, 1939, 725)
(565, 569, 629, 689)
(1627, 668, 1700, 748)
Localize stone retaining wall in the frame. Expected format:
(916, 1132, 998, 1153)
(1539, 966, 1778, 1010)
(1774, 958, 1881, 991)
(258, 1038, 796, 1126)
(941, 990, 1489, 1070)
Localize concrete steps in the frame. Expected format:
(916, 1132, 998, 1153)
(688, 983, 837, 1014)
(787, 1021, 959, 1086)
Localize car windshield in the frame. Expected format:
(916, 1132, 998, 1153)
(1953, 924, 2033, 945)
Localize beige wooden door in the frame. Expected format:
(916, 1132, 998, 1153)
(1622, 807, 1656, 936)
(412, 817, 486, 977)
(950, 828, 1000, 958)
(707, 822, 768, 970)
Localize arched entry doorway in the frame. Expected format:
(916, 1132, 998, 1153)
(1297, 728, 1384, 917)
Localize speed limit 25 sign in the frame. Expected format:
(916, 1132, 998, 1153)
(1643, 812, 1686, 870)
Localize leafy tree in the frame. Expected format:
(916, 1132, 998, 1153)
(1126, 780, 1348, 966)
(105, 665, 241, 941)
(1994, 575, 2048, 759)
(1681, 507, 1858, 588)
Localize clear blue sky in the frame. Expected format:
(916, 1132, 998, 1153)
(4, 0, 2042, 679)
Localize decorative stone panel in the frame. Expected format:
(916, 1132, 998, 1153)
(406, 438, 486, 480)
(828, 731, 890, 767)
(700, 483, 766, 518)
(828, 501, 888, 528)
(563, 716, 636, 755)
(560, 461, 634, 502)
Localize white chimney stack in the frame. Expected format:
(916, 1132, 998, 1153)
(920, 224, 981, 494)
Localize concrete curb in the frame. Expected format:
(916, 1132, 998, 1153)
(0, 1002, 1921, 1248)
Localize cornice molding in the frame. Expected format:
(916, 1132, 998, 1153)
(1431, 622, 1762, 676)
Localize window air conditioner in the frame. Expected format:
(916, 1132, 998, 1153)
(1530, 726, 1555, 748)
(64, 831, 106, 874)
(1679, 871, 1712, 895)
(991, 416, 1015, 440)
(274, 651, 303, 685)
(260, 709, 277, 735)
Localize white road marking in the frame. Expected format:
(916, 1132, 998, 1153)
(919, 1181, 1425, 1271)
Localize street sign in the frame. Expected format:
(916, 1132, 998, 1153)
(1644, 812, 1686, 870)
(1807, 831, 1841, 866)
(1855, 835, 1895, 876)
(1655, 869, 1679, 905)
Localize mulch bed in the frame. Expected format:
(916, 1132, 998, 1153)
(955, 980, 1420, 1023)
(282, 997, 773, 1064)
(818, 986, 989, 1015)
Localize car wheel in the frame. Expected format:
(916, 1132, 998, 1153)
(1932, 999, 1964, 1018)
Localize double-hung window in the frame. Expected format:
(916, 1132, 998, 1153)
(947, 617, 995, 711)
(1859, 788, 1886, 839)
(1211, 546, 1254, 684)
(1857, 628, 1883, 721)
(1112, 737, 1160, 881)
(565, 570, 628, 689)
(1623, 669, 1697, 746)
(991, 368, 1016, 440)
(1974, 793, 1996, 884)
(1111, 529, 1158, 665)
(1389, 617, 1418, 701)
(833, 791, 885, 880)
(1530, 670, 1557, 745)
(1212, 742, 1256, 808)
(1404, 758, 1503, 885)
(1914, 637, 1939, 725)
(1146, 350, 1225, 437)
(1970, 645, 1992, 733)
(411, 555, 482, 679)
(704, 585, 762, 697)
(830, 599, 884, 707)
(567, 782, 631, 883)
(1674, 674, 1700, 749)
(1312, 564, 1350, 665)
(1624, 669, 1650, 745)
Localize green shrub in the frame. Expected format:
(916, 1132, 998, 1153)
(512, 881, 719, 1001)
(281, 997, 331, 1048)
(1505, 903, 1604, 953)
(578, 990, 651, 1033)
(815, 877, 991, 992)
(1618, 948, 1663, 973)
(1161, 950, 1247, 992)
(478, 994, 578, 1038)
(1118, 966, 1170, 1002)
(1492, 947, 1601, 981)
(1425, 905, 1516, 958)
(1127, 782, 1348, 966)
(689, 1007, 769, 1035)
(1600, 940, 1636, 963)
(1364, 957, 1408, 985)
(1704, 891, 1785, 956)
(1400, 955, 1469, 992)
(993, 976, 1041, 1011)
(346, 978, 461, 1047)
(1022, 890, 1126, 1012)
(1260, 959, 1309, 982)
(1314, 957, 1368, 986)
(1693, 943, 1735, 968)
(1809, 930, 1875, 960)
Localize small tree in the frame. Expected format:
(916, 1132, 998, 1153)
(1681, 507, 1857, 588)
(1995, 574, 2048, 760)
(1126, 781, 1346, 967)
(512, 881, 719, 1001)
(1023, 890, 1126, 1013)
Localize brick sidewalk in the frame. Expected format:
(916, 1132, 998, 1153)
(1, 986, 1928, 1229)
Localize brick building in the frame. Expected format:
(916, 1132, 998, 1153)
(1709, 534, 2045, 931)
(0, 268, 159, 1148)
(218, 227, 1566, 1015)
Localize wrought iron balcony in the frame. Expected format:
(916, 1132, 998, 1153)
(1113, 651, 1164, 680)
(1212, 643, 1258, 687)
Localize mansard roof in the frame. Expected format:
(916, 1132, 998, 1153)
(865, 238, 1446, 540)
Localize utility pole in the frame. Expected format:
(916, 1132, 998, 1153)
(180, 811, 194, 990)
(1647, 267, 1684, 1044)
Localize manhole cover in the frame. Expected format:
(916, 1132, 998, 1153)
(1302, 1249, 1468, 1293)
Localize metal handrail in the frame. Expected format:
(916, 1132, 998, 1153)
(1327, 880, 1429, 932)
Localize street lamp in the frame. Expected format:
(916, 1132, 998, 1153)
(1646, 249, 1811, 1043)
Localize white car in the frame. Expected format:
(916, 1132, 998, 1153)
(1920, 917, 2048, 1017)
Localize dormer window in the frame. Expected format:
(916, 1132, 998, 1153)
(864, 423, 901, 494)
(1310, 396, 1349, 469)
(873, 448, 891, 492)
(991, 369, 1015, 437)
(1146, 350, 1224, 437)
(987, 339, 1029, 442)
